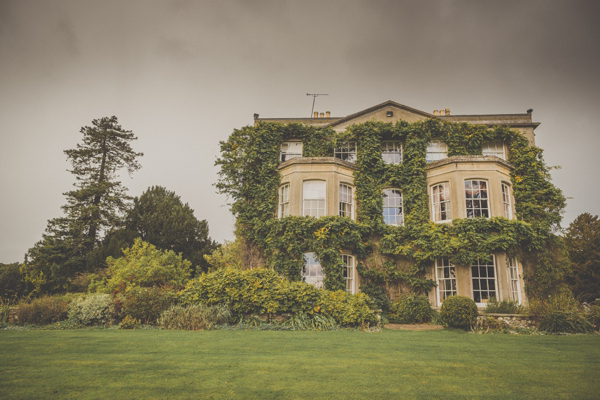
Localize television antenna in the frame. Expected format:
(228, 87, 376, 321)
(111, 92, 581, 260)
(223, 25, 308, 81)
(307, 93, 328, 117)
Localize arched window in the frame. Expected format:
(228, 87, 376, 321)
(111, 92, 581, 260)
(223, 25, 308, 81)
(303, 181, 326, 217)
(382, 189, 403, 226)
(431, 182, 451, 222)
(465, 180, 489, 218)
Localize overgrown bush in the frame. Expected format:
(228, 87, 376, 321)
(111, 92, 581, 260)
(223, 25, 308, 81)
(530, 292, 593, 333)
(440, 296, 478, 330)
(539, 310, 593, 333)
(0, 302, 9, 323)
(180, 268, 376, 326)
(388, 295, 434, 324)
(117, 286, 177, 324)
(159, 304, 231, 330)
(360, 283, 390, 312)
(484, 297, 521, 314)
(13, 295, 71, 325)
(119, 315, 140, 329)
(90, 238, 191, 294)
(586, 305, 600, 330)
(68, 294, 115, 326)
(0, 262, 32, 300)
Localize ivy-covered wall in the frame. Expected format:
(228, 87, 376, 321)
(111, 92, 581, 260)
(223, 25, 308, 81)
(216, 119, 566, 300)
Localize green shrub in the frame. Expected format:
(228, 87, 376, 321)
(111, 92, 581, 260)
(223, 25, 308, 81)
(180, 268, 376, 326)
(360, 283, 390, 312)
(283, 313, 339, 331)
(530, 292, 593, 333)
(117, 286, 177, 324)
(68, 294, 115, 326)
(440, 296, 479, 330)
(159, 304, 231, 330)
(90, 238, 191, 294)
(388, 295, 434, 324)
(586, 305, 600, 330)
(539, 310, 593, 333)
(0, 262, 32, 300)
(484, 297, 521, 314)
(0, 303, 9, 323)
(14, 295, 71, 325)
(119, 315, 140, 329)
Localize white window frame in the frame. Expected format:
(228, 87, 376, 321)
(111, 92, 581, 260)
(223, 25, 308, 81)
(436, 258, 457, 307)
(342, 254, 355, 294)
(426, 140, 448, 163)
(382, 141, 403, 165)
(303, 252, 324, 289)
(302, 180, 326, 217)
(501, 182, 512, 219)
(431, 182, 452, 223)
(508, 257, 522, 304)
(482, 140, 506, 160)
(278, 184, 290, 218)
(465, 179, 490, 218)
(334, 141, 357, 163)
(471, 256, 498, 306)
(280, 141, 303, 162)
(339, 183, 354, 219)
(382, 189, 404, 226)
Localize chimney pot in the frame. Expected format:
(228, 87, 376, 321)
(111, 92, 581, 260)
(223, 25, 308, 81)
(253, 113, 259, 119)
(445, 108, 450, 115)
(320, 112, 324, 118)
(314, 111, 318, 118)
(433, 110, 439, 116)
(326, 111, 331, 118)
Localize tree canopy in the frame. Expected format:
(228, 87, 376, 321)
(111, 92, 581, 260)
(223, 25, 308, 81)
(564, 213, 600, 301)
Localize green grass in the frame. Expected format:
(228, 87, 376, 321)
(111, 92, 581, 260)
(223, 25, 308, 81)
(0, 329, 599, 399)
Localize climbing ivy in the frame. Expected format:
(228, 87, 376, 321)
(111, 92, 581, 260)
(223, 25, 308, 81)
(216, 119, 566, 298)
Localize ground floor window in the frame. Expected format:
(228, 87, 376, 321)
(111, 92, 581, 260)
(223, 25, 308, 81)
(303, 252, 324, 289)
(471, 256, 497, 305)
(342, 254, 355, 294)
(436, 258, 456, 306)
(508, 257, 521, 304)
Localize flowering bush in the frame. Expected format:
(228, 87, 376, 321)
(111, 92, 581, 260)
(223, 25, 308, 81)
(68, 294, 115, 326)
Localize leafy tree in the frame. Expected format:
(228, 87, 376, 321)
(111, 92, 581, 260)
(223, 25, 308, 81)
(564, 213, 600, 301)
(0, 262, 32, 300)
(125, 186, 217, 273)
(203, 240, 242, 272)
(24, 116, 142, 292)
(90, 238, 192, 294)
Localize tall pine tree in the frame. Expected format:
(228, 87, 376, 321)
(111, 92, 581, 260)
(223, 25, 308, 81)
(23, 116, 142, 292)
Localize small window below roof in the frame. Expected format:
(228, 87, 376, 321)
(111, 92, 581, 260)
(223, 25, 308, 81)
(426, 141, 448, 163)
(334, 142, 357, 163)
(280, 141, 303, 162)
(482, 140, 506, 160)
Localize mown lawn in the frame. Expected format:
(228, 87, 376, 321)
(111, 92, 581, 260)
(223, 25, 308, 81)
(0, 329, 598, 399)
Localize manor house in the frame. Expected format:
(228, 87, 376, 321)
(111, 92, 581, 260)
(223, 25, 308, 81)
(251, 101, 539, 307)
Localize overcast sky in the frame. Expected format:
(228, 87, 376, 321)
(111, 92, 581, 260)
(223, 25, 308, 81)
(1, 0, 599, 263)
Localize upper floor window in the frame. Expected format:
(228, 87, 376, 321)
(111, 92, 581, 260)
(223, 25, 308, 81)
(280, 141, 303, 162)
(339, 183, 353, 219)
(342, 254, 355, 294)
(501, 183, 512, 219)
(465, 180, 489, 218)
(382, 189, 403, 226)
(278, 184, 290, 218)
(382, 141, 402, 164)
(426, 140, 448, 163)
(472, 256, 497, 305)
(303, 252, 324, 289)
(431, 183, 452, 222)
(303, 180, 326, 217)
(482, 140, 506, 160)
(436, 258, 456, 306)
(335, 141, 357, 163)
